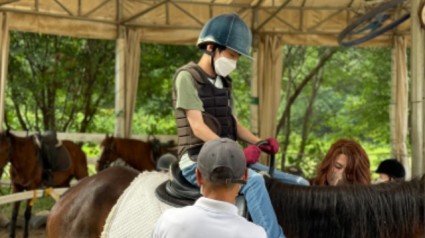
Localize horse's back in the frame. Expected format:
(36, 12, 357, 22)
(47, 166, 139, 238)
(102, 170, 170, 238)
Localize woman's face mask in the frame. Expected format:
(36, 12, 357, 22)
(327, 171, 347, 186)
(214, 56, 237, 77)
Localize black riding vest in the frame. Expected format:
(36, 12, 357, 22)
(172, 62, 237, 160)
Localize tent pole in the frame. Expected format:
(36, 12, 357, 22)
(410, 0, 425, 177)
(114, 0, 126, 137)
(0, 12, 10, 131)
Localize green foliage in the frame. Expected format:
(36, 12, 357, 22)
(278, 46, 395, 177)
(128, 44, 200, 135)
(318, 47, 392, 143)
(3, 33, 400, 180)
(6, 32, 115, 132)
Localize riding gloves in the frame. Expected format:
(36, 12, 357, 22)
(259, 137, 280, 155)
(244, 145, 262, 164)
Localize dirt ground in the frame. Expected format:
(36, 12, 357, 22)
(0, 213, 48, 238)
(0, 227, 46, 238)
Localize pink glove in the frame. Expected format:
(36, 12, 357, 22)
(259, 138, 279, 155)
(244, 145, 262, 164)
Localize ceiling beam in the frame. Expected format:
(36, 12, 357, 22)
(255, 0, 291, 31)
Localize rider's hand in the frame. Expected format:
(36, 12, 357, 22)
(258, 138, 279, 155)
(244, 145, 262, 164)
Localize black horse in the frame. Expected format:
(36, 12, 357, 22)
(47, 166, 425, 238)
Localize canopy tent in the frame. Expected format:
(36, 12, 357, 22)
(0, 0, 412, 45)
(0, 0, 423, 177)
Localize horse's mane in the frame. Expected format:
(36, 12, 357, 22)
(266, 176, 425, 238)
(101, 136, 151, 148)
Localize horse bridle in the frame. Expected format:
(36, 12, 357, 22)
(97, 142, 116, 170)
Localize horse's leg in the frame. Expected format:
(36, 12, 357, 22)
(9, 200, 20, 238)
(23, 200, 32, 238)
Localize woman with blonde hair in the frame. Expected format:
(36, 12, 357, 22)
(312, 138, 371, 186)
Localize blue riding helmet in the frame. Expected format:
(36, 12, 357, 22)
(375, 159, 405, 179)
(197, 13, 252, 59)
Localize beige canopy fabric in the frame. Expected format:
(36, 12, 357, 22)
(256, 36, 283, 138)
(255, 35, 283, 164)
(0, 12, 9, 128)
(124, 29, 141, 137)
(390, 36, 409, 178)
(2, 0, 412, 46)
(114, 28, 141, 137)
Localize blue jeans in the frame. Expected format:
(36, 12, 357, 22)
(249, 163, 310, 186)
(182, 164, 285, 238)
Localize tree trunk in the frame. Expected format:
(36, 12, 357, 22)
(297, 71, 323, 161)
(277, 48, 338, 169)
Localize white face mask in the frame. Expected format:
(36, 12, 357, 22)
(214, 56, 237, 77)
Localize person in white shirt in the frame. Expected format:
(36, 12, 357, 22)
(152, 138, 267, 238)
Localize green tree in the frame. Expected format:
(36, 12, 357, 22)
(6, 32, 115, 132)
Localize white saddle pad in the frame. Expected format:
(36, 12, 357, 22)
(101, 171, 172, 238)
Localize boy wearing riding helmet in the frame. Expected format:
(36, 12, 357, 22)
(375, 158, 406, 183)
(172, 13, 285, 238)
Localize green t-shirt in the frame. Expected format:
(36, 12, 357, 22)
(174, 70, 237, 116)
(175, 71, 204, 111)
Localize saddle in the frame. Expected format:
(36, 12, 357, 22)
(35, 131, 71, 184)
(155, 161, 249, 218)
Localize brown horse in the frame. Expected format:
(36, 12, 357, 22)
(48, 166, 138, 237)
(47, 166, 425, 238)
(96, 135, 176, 172)
(0, 130, 88, 238)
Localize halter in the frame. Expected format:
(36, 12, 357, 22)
(97, 140, 117, 171)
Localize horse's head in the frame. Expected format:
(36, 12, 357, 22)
(97, 135, 119, 172)
(0, 131, 12, 169)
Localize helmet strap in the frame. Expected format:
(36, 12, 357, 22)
(205, 46, 217, 77)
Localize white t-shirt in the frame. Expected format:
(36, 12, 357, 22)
(152, 197, 267, 238)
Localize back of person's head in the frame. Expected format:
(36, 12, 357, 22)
(314, 138, 371, 185)
(197, 13, 252, 58)
(197, 138, 246, 188)
(376, 159, 405, 181)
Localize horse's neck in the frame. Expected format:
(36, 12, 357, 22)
(117, 139, 154, 165)
(10, 136, 39, 168)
